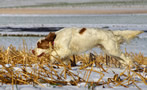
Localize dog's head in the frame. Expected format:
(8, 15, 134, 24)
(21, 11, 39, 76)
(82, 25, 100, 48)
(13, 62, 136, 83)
(32, 32, 56, 57)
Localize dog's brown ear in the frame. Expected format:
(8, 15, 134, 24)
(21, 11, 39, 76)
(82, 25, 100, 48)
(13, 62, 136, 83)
(45, 32, 56, 42)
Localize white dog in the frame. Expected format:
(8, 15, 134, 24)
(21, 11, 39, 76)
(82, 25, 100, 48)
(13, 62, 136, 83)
(32, 27, 143, 65)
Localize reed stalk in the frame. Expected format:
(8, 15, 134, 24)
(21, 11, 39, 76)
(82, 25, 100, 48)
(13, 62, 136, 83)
(0, 44, 146, 89)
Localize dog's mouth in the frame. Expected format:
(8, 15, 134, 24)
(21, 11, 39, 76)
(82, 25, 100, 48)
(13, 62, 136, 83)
(32, 50, 45, 57)
(37, 52, 45, 57)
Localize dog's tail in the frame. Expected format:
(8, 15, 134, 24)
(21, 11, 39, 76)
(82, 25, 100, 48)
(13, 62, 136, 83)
(113, 30, 144, 44)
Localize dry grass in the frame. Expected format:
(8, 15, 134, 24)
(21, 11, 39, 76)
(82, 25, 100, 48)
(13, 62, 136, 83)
(0, 43, 146, 89)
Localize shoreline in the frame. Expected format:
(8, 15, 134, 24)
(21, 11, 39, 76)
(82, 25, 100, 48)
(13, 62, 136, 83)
(0, 8, 147, 14)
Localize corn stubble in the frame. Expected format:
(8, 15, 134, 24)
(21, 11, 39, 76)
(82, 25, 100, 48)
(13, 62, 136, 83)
(0, 44, 146, 89)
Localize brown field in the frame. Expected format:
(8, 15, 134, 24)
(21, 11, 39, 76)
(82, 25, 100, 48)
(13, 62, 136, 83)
(0, 43, 146, 89)
(0, 8, 147, 14)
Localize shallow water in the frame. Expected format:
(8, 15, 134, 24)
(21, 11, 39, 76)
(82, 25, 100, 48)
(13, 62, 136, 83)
(0, 14, 147, 25)
(0, 36, 40, 49)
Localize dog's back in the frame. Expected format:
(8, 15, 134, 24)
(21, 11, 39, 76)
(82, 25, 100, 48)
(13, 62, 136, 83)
(54, 28, 144, 54)
(54, 28, 113, 54)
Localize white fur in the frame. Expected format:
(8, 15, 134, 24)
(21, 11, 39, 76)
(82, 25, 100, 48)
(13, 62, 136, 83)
(35, 27, 143, 65)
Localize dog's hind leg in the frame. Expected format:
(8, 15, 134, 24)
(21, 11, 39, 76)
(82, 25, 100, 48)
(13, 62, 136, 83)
(101, 40, 132, 65)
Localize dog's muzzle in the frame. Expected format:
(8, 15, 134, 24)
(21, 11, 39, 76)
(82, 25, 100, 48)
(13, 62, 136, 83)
(32, 50, 45, 57)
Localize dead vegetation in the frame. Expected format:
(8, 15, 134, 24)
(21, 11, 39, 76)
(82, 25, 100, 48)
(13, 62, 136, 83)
(0, 44, 146, 89)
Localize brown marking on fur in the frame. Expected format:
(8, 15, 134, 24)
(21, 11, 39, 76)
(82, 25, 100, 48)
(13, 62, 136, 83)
(37, 39, 49, 49)
(37, 32, 56, 49)
(45, 32, 56, 41)
(79, 28, 86, 34)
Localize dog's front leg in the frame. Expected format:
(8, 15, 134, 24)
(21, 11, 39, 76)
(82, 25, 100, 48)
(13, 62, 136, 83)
(50, 49, 71, 65)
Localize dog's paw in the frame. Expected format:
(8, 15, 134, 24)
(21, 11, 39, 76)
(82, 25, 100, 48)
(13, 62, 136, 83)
(122, 57, 133, 65)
